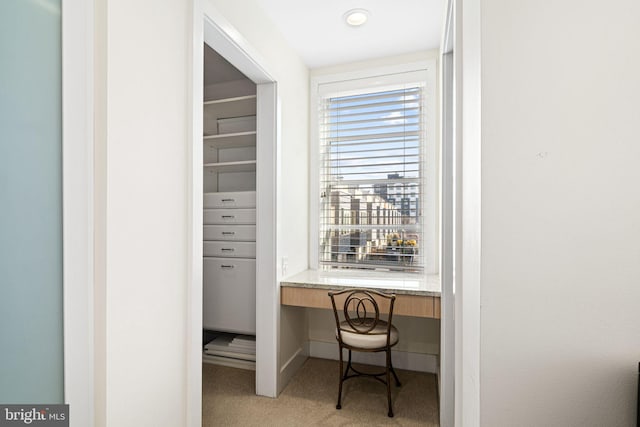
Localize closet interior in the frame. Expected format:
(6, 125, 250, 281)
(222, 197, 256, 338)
(202, 43, 257, 370)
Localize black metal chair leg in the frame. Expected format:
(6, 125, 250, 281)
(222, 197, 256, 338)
(386, 350, 394, 417)
(346, 349, 353, 376)
(337, 346, 343, 410)
(390, 362, 401, 387)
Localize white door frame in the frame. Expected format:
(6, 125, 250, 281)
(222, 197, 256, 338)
(63, 0, 95, 426)
(187, 2, 280, 426)
(440, 0, 483, 426)
(452, 0, 482, 426)
(439, 1, 455, 426)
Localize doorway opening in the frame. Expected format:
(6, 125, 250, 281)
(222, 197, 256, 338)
(188, 5, 280, 426)
(201, 44, 258, 371)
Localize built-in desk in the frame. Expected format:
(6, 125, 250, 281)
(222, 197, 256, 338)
(280, 270, 441, 319)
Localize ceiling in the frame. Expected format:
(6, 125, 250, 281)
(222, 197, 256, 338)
(254, 0, 445, 69)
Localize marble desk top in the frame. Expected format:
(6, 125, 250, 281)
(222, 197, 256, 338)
(280, 269, 441, 297)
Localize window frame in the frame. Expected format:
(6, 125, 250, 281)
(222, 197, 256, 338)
(310, 59, 438, 276)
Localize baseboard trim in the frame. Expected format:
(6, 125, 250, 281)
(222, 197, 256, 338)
(308, 340, 438, 373)
(278, 346, 308, 394)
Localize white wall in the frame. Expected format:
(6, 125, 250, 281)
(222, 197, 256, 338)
(94, 0, 190, 426)
(310, 50, 439, 78)
(480, 1, 640, 425)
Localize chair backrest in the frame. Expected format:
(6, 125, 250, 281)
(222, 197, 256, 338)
(328, 288, 396, 346)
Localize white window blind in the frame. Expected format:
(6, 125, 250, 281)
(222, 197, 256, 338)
(318, 83, 426, 272)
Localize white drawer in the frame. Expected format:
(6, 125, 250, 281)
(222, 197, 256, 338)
(204, 191, 256, 209)
(203, 208, 256, 225)
(203, 225, 255, 241)
(203, 257, 256, 334)
(203, 241, 256, 258)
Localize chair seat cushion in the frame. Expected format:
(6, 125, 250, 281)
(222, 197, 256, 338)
(337, 319, 399, 349)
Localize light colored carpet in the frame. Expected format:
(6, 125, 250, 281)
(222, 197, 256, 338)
(203, 357, 439, 426)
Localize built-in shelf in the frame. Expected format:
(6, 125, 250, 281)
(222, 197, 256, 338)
(204, 160, 257, 173)
(203, 131, 257, 149)
(203, 94, 257, 105)
(202, 353, 255, 370)
(203, 95, 257, 120)
(203, 96, 257, 135)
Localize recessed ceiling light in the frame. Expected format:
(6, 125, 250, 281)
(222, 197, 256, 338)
(344, 9, 369, 27)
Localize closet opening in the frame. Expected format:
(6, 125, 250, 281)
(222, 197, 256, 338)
(189, 9, 279, 424)
(201, 44, 258, 371)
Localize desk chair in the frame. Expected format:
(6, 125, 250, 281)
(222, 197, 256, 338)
(328, 288, 401, 417)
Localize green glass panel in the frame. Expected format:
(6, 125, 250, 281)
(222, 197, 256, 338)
(0, 0, 63, 403)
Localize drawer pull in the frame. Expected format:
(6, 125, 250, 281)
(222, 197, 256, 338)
(221, 215, 235, 219)
(221, 198, 235, 202)
(221, 264, 235, 269)
(221, 248, 235, 252)
(222, 231, 235, 235)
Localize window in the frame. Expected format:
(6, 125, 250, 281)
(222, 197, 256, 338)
(311, 64, 437, 275)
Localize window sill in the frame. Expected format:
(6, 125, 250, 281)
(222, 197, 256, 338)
(280, 269, 440, 297)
